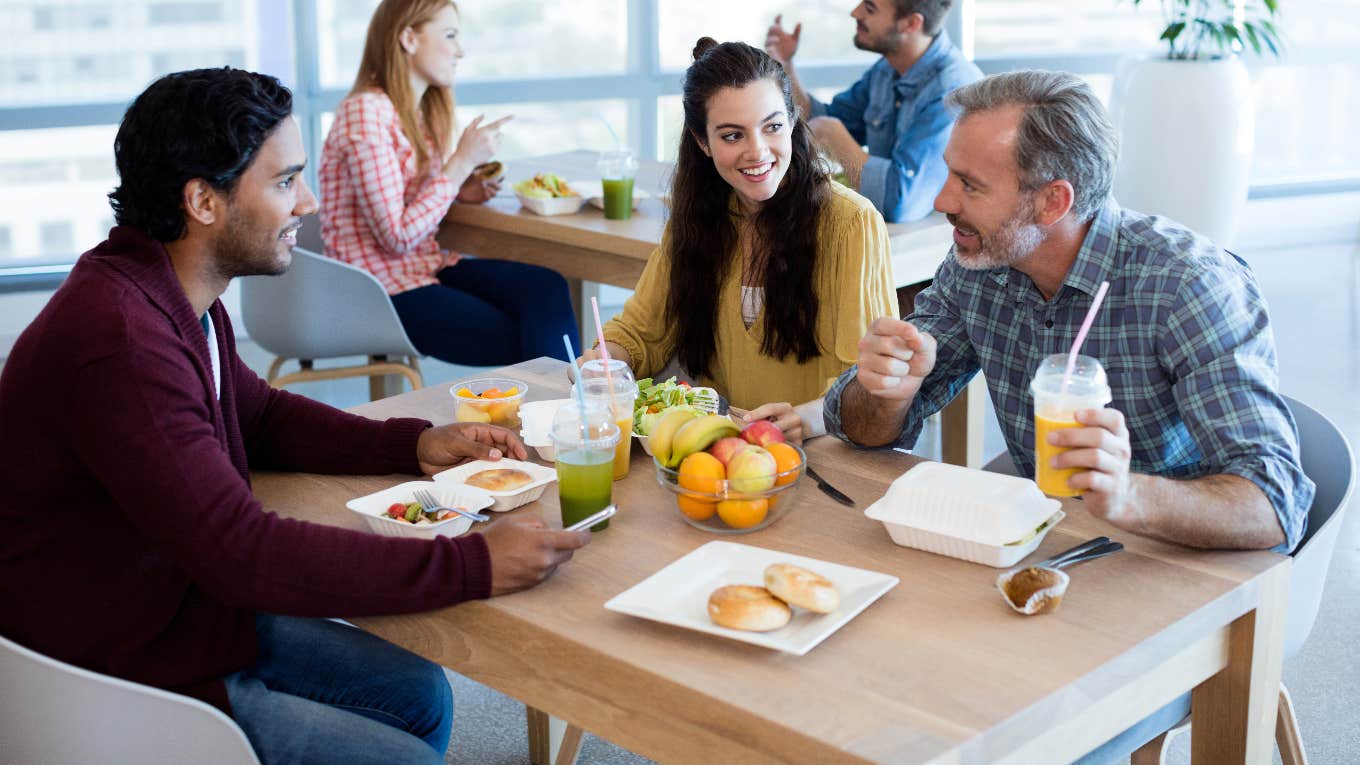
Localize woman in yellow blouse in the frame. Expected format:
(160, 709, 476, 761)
(580, 38, 895, 443)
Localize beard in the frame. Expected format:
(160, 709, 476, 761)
(949, 196, 1046, 271)
(214, 212, 292, 280)
(853, 25, 900, 55)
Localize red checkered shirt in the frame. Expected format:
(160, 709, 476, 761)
(319, 90, 460, 295)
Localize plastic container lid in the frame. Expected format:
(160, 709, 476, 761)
(550, 400, 620, 451)
(864, 462, 1062, 547)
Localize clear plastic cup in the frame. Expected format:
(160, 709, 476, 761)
(549, 402, 620, 530)
(597, 150, 637, 220)
(580, 359, 636, 480)
(1030, 354, 1112, 497)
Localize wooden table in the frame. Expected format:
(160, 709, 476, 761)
(439, 151, 986, 468)
(253, 358, 1289, 765)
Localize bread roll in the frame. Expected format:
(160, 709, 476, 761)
(707, 585, 791, 632)
(763, 563, 840, 614)
(474, 161, 503, 180)
(465, 468, 533, 492)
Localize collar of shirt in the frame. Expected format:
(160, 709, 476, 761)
(985, 199, 1124, 304)
(891, 30, 956, 91)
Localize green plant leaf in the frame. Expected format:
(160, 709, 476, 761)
(1160, 21, 1186, 42)
(1243, 22, 1263, 55)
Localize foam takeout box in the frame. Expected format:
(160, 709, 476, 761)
(433, 458, 557, 512)
(863, 462, 1064, 568)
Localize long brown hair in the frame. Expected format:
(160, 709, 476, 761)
(351, 0, 457, 171)
(666, 38, 829, 379)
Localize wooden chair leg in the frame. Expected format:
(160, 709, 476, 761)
(266, 356, 286, 383)
(1276, 683, 1307, 765)
(526, 705, 550, 765)
(367, 355, 387, 401)
(554, 724, 585, 765)
(1131, 731, 1171, 765)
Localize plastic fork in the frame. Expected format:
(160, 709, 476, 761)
(412, 489, 489, 522)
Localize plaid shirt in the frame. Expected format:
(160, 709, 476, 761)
(826, 201, 1314, 551)
(319, 91, 459, 295)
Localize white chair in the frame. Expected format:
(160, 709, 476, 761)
(1130, 395, 1355, 765)
(240, 242, 423, 400)
(0, 633, 260, 765)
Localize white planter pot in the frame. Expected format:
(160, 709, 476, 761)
(1110, 56, 1254, 248)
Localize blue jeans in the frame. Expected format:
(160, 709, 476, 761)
(224, 614, 452, 765)
(392, 258, 579, 365)
(1073, 693, 1191, 764)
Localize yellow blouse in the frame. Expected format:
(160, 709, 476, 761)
(603, 183, 896, 410)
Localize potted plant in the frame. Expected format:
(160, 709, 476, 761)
(1110, 0, 1283, 247)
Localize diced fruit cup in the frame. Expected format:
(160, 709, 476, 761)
(450, 377, 529, 427)
(653, 443, 805, 534)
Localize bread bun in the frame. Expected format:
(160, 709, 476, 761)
(465, 468, 533, 492)
(707, 585, 791, 631)
(474, 160, 503, 180)
(763, 563, 839, 614)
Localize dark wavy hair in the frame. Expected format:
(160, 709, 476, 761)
(666, 38, 829, 379)
(108, 67, 293, 243)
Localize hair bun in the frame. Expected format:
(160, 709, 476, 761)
(692, 37, 719, 61)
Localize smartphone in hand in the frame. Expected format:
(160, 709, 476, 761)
(566, 505, 616, 532)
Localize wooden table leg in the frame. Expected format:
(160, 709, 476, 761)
(526, 705, 585, 765)
(940, 374, 987, 468)
(1190, 560, 1290, 763)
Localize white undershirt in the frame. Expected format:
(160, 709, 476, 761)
(740, 285, 764, 329)
(202, 313, 220, 400)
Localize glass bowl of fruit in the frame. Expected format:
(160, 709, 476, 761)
(650, 414, 806, 534)
(450, 377, 528, 427)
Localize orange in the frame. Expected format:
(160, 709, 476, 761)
(765, 442, 802, 487)
(717, 498, 769, 529)
(455, 387, 476, 398)
(676, 495, 717, 521)
(480, 387, 503, 398)
(677, 452, 725, 495)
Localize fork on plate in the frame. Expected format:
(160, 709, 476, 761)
(411, 489, 490, 522)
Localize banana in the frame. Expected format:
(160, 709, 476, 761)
(665, 415, 740, 468)
(648, 406, 702, 467)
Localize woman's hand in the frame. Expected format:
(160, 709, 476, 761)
(444, 114, 513, 182)
(570, 342, 632, 381)
(741, 402, 804, 445)
(456, 173, 500, 204)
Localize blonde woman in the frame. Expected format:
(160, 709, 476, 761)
(320, 0, 578, 363)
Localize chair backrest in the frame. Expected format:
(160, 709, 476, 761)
(0, 633, 260, 765)
(1280, 395, 1355, 659)
(239, 247, 420, 361)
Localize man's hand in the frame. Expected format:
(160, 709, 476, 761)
(1049, 408, 1141, 531)
(855, 317, 937, 401)
(480, 514, 592, 596)
(765, 14, 802, 68)
(416, 422, 527, 475)
(810, 117, 869, 188)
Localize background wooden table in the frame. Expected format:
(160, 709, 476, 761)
(252, 358, 1287, 764)
(438, 151, 986, 467)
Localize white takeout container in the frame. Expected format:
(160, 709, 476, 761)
(346, 481, 494, 540)
(515, 191, 585, 216)
(433, 458, 558, 512)
(520, 398, 572, 461)
(863, 462, 1065, 568)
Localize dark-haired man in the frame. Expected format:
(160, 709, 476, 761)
(0, 68, 589, 765)
(766, 0, 980, 222)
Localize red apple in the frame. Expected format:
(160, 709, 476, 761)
(740, 419, 785, 447)
(709, 436, 751, 466)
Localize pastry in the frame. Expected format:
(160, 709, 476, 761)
(763, 562, 839, 614)
(465, 468, 533, 492)
(707, 585, 791, 632)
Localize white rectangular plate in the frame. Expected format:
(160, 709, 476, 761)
(604, 541, 899, 656)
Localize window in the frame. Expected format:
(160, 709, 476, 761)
(972, 2, 1163, 57)
(656, 0, 875, 70)
(0, 125, 117, 267)
(39, 221, 74, 258)
(0, 227, 12, 259)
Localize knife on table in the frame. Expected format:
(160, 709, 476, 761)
(804, 465, 855, 507)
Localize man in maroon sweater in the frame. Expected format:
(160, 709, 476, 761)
(0, 68, 590, 764)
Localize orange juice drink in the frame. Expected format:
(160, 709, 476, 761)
(580, 358, 637, 481)
(1030, 354, 1112, 498)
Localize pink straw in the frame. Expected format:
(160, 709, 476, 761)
(590, 297, 618, 412)
(1061, 280, 1110, 395)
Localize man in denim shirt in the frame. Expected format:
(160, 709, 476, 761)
(766, 0, 981, 222)
(826, 69, 1315, 762)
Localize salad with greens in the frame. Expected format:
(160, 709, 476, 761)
(633, 377, 720, 435)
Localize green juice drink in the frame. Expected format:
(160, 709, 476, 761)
(601, 177, 634, 220)
(550, 400, 621, 531)
(556, 448, 615, 530)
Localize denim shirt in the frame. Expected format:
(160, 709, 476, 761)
(824, 201, 1315, 552)
(810, 31, 981, 223)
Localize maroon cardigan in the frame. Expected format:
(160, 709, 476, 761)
(0, 227, 492, 713)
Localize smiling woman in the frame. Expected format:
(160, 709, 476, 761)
(588, 38, 896, 445)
